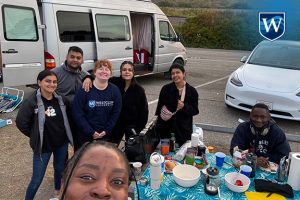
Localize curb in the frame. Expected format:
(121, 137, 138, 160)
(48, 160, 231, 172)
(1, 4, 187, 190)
(195, 123, 300, 143)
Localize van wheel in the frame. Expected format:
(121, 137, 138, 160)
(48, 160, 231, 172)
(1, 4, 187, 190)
(173, 59, 184, 66)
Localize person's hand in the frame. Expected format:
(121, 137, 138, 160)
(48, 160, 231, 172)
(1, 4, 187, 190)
(83, 78, 92, 92)
(256, 156, 269, 168)
(92, 131, 106, 140)
(177, 100, 184, 111)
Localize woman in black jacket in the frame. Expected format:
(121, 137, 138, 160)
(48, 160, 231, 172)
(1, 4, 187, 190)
(155, 64, 199, 146)
(16, 70, 73, 200)
(110, 61, 149, 144)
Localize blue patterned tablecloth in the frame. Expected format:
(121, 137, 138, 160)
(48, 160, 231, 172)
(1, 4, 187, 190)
(135, 153, 300, 200)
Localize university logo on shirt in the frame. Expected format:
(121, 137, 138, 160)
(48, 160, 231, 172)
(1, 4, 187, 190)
(88, 100, 96, 108)
(259, 12, 285, 41)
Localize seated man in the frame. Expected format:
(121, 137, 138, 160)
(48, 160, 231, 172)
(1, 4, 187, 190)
(230, 103, 291, 167)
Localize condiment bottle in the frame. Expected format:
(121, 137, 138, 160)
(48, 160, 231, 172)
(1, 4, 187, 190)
(169, 133, 176, 152)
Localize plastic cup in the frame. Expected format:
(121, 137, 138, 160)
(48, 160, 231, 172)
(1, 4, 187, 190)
(133, 162, 142, 176)
(240, 165, 252, 177)
(215, 152, 226, 167)
(160, 139, 170, 155)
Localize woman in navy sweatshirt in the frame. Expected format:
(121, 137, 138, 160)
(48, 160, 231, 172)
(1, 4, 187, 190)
(72, 60, 122, 150)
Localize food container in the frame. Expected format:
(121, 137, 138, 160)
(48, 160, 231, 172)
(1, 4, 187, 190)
(232, 151, 246, 168)
(224, 172, 250, 193)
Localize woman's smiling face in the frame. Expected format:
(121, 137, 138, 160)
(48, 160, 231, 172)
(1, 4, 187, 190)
(38, 75, 57, 95)
(64, 146, 129, 200)
(95, 65, 111, 81)
(171, 68, 185, 84)
(121, 64, 134, 81)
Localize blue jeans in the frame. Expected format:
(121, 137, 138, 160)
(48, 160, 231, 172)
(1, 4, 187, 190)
(25, 143, 68, 200)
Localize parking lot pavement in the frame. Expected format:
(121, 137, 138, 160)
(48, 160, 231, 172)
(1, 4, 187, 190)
(1, 48, 300, 199)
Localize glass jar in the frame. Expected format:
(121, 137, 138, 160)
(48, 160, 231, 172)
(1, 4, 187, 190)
(185, 147, 197, 165)
(232, 151, 246, 168)
(204, 167, 220, 195)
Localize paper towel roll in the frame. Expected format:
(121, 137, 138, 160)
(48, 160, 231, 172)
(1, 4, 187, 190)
(191, 133, 199, 147)
(287, 153, 300, 191)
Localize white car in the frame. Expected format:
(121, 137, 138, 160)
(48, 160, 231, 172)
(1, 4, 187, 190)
(225, 40, 300, 121)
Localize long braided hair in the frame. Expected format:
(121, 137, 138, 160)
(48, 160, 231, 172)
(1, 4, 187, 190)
(60, 140, 130, 199)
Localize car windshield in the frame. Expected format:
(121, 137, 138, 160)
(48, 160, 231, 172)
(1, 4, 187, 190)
(248, 42, 300, 70)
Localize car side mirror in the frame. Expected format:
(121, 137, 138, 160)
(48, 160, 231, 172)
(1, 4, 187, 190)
(172, 34, 182, 42)
(240, 56, 248, 63)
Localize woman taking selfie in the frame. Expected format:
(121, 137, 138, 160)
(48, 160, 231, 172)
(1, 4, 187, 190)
(155, 64, 199, 146)
(60, 141, 129, 200)
(16, 70, 73, 200)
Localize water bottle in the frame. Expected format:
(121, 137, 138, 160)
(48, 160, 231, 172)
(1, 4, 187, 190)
(276, 156, 287, 182)
(150, 152, 162, 190)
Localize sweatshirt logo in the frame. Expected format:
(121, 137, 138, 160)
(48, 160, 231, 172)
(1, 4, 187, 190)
(88, 100, 114, 108)
(89, 100, 96, 108)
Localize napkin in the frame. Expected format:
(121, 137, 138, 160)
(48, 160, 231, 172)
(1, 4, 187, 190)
(245, 192, 285, 200)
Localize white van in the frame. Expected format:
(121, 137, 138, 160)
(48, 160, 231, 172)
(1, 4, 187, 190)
(0, 0, 187, 86)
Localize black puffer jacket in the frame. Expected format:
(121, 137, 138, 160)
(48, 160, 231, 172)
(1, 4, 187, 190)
(110, 77, 148, 143)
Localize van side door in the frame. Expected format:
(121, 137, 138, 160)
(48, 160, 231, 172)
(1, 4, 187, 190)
(92, 9, 133, 75)
(0, 0, 43, 86)
(155, 15, 185, 72)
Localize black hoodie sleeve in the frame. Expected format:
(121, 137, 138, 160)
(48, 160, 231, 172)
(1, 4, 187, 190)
(230, 122, 251, 155)
(16, 98, 35, 137)
(155, 85, 167, 116)
(136, 86, 149, 133)
(268, 126, 291, 163)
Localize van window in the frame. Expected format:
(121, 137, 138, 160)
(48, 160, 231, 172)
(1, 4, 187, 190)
(2, 6, 38, 41)
(159, 21, 176, 41)
(57, 11, 95, 42)
(95, 15, 130, 42)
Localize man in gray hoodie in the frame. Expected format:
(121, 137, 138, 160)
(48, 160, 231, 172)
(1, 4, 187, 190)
(52, 46, 91, 103)
(52, 46, 91, 150)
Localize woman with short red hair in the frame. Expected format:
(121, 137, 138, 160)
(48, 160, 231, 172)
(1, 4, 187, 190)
(72, 59, 122, 150)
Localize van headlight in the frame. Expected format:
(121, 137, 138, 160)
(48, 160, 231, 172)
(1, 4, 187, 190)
(230, 73, 243, 87)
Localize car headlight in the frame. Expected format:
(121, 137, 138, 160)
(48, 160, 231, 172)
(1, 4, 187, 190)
(230, 73, 243, 87)
(296, 92, 300, 97)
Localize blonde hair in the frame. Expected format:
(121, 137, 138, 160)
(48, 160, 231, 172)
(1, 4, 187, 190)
(93, 59, 112, 74)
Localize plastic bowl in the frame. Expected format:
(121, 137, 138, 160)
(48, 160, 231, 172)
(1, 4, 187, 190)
(173, 164, 200, 187)
(224, 172, 250, 193)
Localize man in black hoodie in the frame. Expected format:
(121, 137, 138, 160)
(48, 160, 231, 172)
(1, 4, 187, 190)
(230, 103, 291, 167)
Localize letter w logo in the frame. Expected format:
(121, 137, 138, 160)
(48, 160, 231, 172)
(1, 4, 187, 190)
(259, 12, 285, 41)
